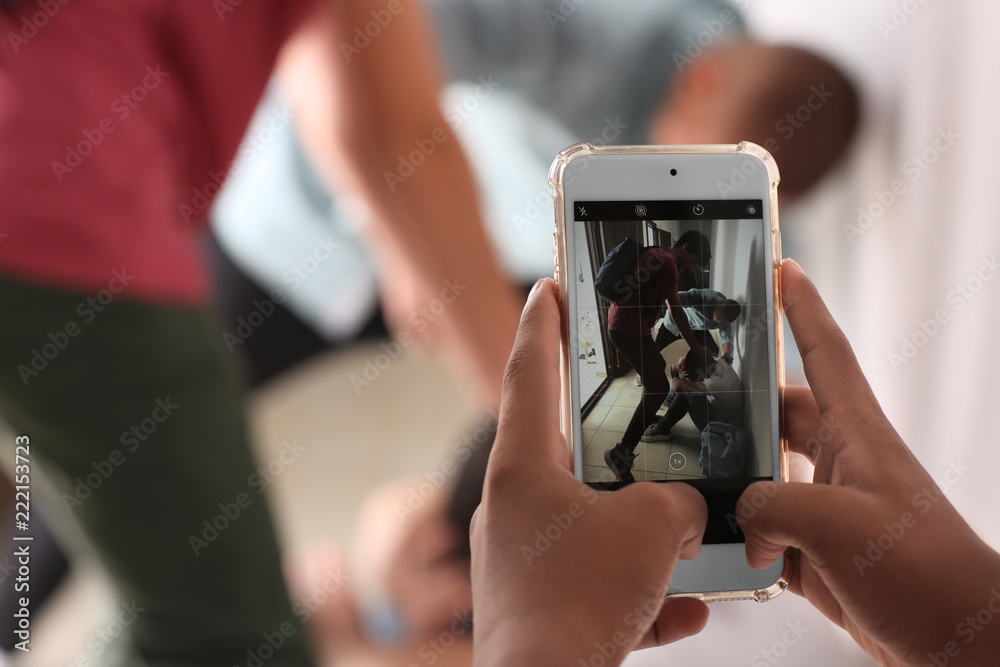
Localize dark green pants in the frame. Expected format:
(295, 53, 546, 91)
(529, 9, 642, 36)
(0, 275, 315, 666)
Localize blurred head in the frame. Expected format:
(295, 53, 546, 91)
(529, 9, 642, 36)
(671, 230, 712, 271)
(651, 42, 860, 200)
(713, 299, 741, 324)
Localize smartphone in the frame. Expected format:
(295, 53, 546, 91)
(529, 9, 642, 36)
(550, 142, 788, 601)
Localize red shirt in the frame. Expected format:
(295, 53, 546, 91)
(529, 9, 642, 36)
(607, 248, 678, 337)
(0, 0, 314, 304)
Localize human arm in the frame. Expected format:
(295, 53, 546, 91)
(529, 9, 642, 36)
(715, 293, 735, 362)
(665, 289, 708, 359)
(671, 376, 706, 395)
(738, 259, 1000, 667)
(278, 1, 522, 407)
(720, 342, 733, 365)
(471, 279, 710, 666)
(718, 321, 734, 361)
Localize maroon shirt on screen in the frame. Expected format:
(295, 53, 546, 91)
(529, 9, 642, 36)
(607, 247, 678, 337)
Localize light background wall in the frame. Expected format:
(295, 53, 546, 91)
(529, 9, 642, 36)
(629, 0, 1000, 664)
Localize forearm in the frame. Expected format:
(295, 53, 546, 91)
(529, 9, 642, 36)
(281, 2, 520, 406)
(667, 302, 699, 349)
(671, 378, 705, 395)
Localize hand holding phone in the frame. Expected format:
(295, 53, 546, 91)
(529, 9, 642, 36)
(551, 143, 787, 599)
(740, 260, 1000, 667)
(470, 278, 711, 667)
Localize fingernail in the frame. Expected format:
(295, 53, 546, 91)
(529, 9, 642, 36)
(529, 278, 546, 296)
(781, 258, 802, 272)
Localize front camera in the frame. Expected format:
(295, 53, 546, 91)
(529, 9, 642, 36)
(670, 169, 677, 176)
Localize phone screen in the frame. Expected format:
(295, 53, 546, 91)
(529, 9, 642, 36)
(570, 198, 778, 544)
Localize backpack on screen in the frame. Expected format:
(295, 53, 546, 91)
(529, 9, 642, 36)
(699, 421, 747, 478)
(594, 238, 643, 302)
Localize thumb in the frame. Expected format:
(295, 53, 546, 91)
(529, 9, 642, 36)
(490, 278, 568, 473)
(617, 481, 708, 560)
(738, 482, 872, 569)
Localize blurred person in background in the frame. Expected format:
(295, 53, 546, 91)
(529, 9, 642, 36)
(202, 0, 858, 661)
(0, 0, 860, 665)
(0, 0, 522, 664)
(654, 289, 742, 364)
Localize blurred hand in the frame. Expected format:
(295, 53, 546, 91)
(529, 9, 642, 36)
(739, 259, 1000, 667)
(722, 352, 734, 366)
(381, 488, 473, 640)
(471, 279, 710, 667)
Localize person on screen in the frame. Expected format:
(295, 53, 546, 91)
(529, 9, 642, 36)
(633, 287, 740, 387)
(640, 350, 742, 443)
(604, 231, 712, 484)
(656, 289, 741, 364)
